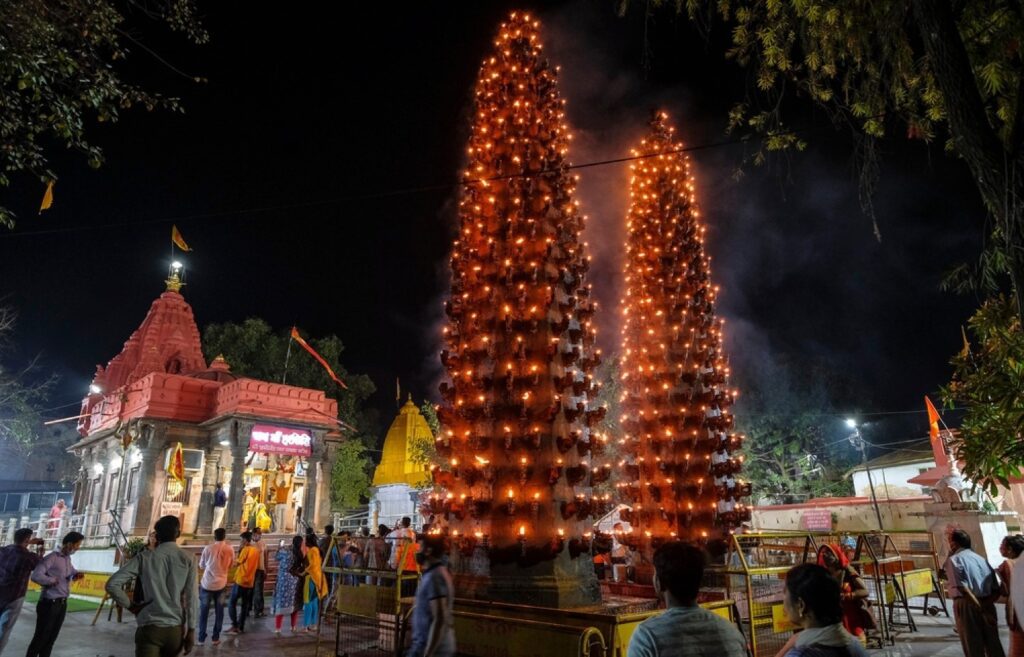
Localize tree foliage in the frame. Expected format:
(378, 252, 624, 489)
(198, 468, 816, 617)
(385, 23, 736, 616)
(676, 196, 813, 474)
(0, 0, 208, 227)
(201, 318, 378, 511)
(0, 307, 52, 449)
(407, 400, 439, 471)
(943, 295, 1024, 493)
(659, 1, 1024, 310)
(330, 439, 372, 511)
(736, 359, 857, 504)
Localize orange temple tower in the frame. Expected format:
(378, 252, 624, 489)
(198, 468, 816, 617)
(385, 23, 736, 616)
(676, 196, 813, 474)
(432, 12, 605, 607)
(616, 113, 751, 563)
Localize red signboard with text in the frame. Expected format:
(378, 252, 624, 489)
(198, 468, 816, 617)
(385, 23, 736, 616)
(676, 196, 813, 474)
(802, 509, 833, 531)
(250, 424, 312, 456)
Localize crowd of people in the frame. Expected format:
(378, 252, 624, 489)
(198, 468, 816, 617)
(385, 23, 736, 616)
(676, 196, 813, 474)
(3, 516, 1024, 657)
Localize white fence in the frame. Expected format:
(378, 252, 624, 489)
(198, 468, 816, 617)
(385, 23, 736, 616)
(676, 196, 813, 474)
(0, 505, 124, 551)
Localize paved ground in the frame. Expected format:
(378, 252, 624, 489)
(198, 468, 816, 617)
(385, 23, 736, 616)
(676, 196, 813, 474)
(2, 599, 1002, 656)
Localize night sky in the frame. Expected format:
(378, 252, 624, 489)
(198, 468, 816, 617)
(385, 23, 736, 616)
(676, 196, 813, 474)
(0, 2, 982, 448)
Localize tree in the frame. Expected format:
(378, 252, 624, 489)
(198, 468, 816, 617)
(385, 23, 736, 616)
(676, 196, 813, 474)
(943, 295, 1024, 493)
(0, 0, 207, 227)
(201, 318, 379, 510)
(0, 307, 52, 450)
(330, 440, 371, 511)
(737, 359, 858, 504)
(654, 1, 1024, 316)
(407, 400, 439, 470)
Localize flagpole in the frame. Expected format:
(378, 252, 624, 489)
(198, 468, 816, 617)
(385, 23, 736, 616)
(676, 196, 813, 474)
(282, 329, 294, 385)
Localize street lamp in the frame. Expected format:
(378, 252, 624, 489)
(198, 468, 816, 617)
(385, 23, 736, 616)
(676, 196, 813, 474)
(846, 419, 884, 530)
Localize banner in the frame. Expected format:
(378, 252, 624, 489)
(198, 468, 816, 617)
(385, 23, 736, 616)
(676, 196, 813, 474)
(251, 424, 313, 456)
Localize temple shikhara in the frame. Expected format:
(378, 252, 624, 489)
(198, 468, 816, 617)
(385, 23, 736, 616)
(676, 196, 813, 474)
(616, 114, 750, 561)
(369, 397, 432, 529)
(69, 268, 340, 538)
(430, 12, 606, 607)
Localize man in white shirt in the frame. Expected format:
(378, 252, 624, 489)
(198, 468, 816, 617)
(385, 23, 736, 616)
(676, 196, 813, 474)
(387, 517, 417, 571)
(197, 528, 234, 646)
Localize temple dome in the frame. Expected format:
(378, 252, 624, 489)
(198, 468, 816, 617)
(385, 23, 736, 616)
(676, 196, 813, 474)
(372, 396, 432, 488)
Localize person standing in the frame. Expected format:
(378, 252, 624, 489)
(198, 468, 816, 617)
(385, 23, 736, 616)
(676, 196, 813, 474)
(273, 537, 305, 635)
(251, 528, 267, 618)
(105, 515, 198, 657)
(302, 533, 327, 632)
(998, 534, 1024, 657)
(212, 483, 227, 530)
(944, 528, 1005, 657)
(365, 525, 389, 585)
(226, 532, 259, 635)
(780, 564, 868, 657)
(197, 528, 234, 646)
(407, 535, 456, 657)
(626, 541, 746, 657)
(817, 544, 875, 640)
(26, 531, 84, 657)
(0, 528, 45, 655)
(387, 518, 417, 571)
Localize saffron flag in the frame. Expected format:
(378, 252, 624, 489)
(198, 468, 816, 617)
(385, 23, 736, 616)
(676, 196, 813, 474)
(167, 442, 186, 485)
(171, 225, 191, 252)
(39, 181, 54, 214)
(924, 396, 950, 467)
(290, 326, 348, 390)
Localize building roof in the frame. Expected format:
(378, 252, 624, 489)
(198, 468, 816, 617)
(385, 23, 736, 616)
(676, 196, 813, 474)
(75, 275, 339, 440)
(372, 397, 432, 488)
(847, 437, 936, 475)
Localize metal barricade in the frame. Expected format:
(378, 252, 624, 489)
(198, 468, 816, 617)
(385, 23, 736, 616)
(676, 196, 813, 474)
(320, 542, 420, 657)
(713, 532, 817, 657)
(883, 530, 948, 618)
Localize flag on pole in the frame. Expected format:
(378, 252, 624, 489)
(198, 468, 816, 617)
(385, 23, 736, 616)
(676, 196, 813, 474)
(290, 326, 348, 389)
(924, 396, 950, 467)
(171, 225, 191, 252)
(396, 377, 401, 404)
(38, 181, 54, 214)
(167, 442, 186, 485)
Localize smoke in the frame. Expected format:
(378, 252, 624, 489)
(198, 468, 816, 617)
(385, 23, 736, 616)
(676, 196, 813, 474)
(536, 1, 981, 433)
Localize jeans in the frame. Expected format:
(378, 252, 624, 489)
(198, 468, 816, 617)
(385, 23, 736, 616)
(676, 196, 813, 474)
(252, 570, 265, 615)
(228, 584, 253, 631)
(197, 587, 226, 642)
(135, 625, 183, 657)
(0, 596, 25, 655)
(26, 597, 67, 657)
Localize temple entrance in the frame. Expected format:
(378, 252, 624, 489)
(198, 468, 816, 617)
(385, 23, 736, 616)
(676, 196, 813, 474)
(237, 451, 306, 533)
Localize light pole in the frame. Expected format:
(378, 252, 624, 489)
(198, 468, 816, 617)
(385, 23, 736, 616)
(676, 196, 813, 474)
(846, 418, 884, 531)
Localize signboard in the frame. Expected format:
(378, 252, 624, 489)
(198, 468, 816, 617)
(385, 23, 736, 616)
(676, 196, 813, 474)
(160, 501, 182, 518)
(28, 571, 109, 599)
(801, 509, 833, 531)
(250, 424, 312, 456)
(884, 568, 934, 603)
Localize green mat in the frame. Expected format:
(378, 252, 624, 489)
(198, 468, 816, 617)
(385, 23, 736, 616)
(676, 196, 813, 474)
(24, 591, 100, 612)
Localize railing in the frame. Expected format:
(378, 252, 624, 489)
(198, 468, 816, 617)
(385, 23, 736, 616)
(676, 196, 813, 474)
(333, 508, 370, 533)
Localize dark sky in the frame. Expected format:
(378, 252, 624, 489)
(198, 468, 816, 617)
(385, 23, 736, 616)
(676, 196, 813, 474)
(0, 1, 982, 448)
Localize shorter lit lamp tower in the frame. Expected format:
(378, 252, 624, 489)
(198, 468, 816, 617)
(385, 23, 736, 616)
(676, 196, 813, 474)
(846, 418, 884, 530)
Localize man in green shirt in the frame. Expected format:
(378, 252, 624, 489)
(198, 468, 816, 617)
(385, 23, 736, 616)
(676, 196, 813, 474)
(106, 515, 199, 657)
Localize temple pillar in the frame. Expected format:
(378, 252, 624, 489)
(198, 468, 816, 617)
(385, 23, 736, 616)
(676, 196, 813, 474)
(304, 457, 321, 531)
(196, 442, 223, 536)
(132, 424, 165, 536)
(225, 421, 252, 533)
